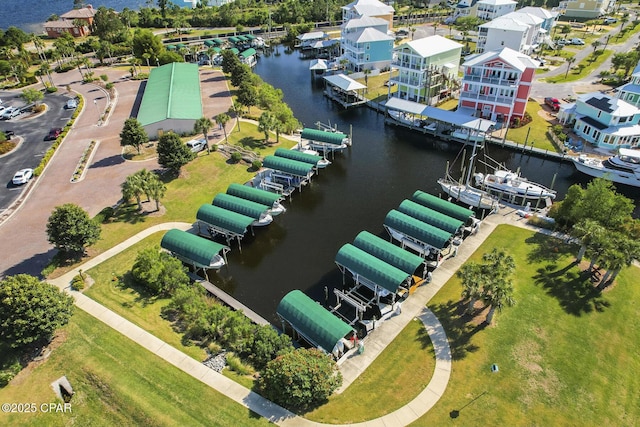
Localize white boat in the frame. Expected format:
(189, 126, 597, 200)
(301, 149, 331, 168)
(438, 177, 499, 210)
(474, 169, 556, 202)
(572, 148, 640, 187)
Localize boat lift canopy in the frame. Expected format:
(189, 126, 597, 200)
(384, 97, 495, 131)
(226, 183, 283, 206)
(352, 231, 424, 277)
(398, 200, 464, 235)
(412, 190, 475, 224)
(263, 155, 315, 177)
(335, 244, 411, 294)
(195, 204, 255, 250)
(384, 210, 452, 251)
(277, 290, 355, 355)
(274, 148, 323, 167)
(301, 128, 349, 146)
(160, 229, 229, 270)
(212, 193, 270, 221)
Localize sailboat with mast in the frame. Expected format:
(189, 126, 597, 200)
(438, 138, 500, 211)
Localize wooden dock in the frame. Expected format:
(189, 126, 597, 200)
(189, 273, 270, 326)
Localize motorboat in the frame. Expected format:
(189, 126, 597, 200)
(572, 148, 640, 187)
(474, 169, 557, 202)
(300, 148, 331, 168)
(438, 177, 499, 210)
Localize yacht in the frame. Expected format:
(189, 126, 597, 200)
(572, 148, 640, 187)
(474, 169, 556, 204)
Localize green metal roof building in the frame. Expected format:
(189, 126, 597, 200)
(137, 62, 203, 138)
(277, 290, 355, 354)
(160, 229, 229, 271)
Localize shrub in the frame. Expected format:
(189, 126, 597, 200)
(225, 353, 252, 375)
(251, 159, 262, 170)
(0, 362, 22, 387)
(94, 206, 115, 223)
(34, 104, 46, 113)
(46, 86, 58, 93)
(231, 152, 242, 162)
(71, 274, 85, 291)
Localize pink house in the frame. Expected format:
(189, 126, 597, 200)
(457, 47, 537, 125)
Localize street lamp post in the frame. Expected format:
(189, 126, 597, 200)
(94, 99, 101, 126)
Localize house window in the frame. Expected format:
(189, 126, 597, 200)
(366, 43, 370, 50)
(366, 54, 370, 61)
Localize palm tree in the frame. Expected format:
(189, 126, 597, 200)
(483, 278, 516, 324)
(598, 233, 640, 288)
(228, 103, 242, 132)
(121, 173, 145, 211)
(145, 173, 167, 211)
(194, 116, 213, 153)
(216, 113, 230, 143)
(457, 262, 484, 312)
(142, 52, 151, 72)
(565, 56, 576, 79)
(433, 20, 439, 35)
(571, 219, 605, 262)
(363, 68, 371, 89)
(258, 112, 276, 143)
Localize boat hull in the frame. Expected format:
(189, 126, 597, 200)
(438, 179, 498, 210)
(572, 157, 640, 187)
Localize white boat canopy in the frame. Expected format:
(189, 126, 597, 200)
(309, 59, 328, 70)
(324, 74, 367, 92)
(385, 97, 495, 132)
(297, 31, 326, 41)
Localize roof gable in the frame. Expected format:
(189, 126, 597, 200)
(398, 35, 463, 58)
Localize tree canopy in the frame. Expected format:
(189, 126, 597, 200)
(156, 132, 196, 173)
(132, 247, 190, 295)
(46, 203, 101, 256)
(0, 274, 74, 348)
(120, 117, 148, 154)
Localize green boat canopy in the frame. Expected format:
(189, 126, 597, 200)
(277, 290, 354, 353)
(245, 34, 256, 40)
(237, 35, 248, 42)
(352, 231, 423, 276)
(212, 193, 269, 220)
(226, 183, 282, 207)
(263, 156, 314, 177)
(411, 190, 474, 223)
(177, 43, 186, 49)
(160, 229, 228, 268)
(213, 47, 222, 53)
(301, 128, 348, 146)
(229, 36, 240, 43)
(335, 244, 410, 293)
(166, 44, 176, 50)
(274, 148, 322, 166)
(214, 38, 223, 45)
(229, 47, 240, 55)
(203, 40, 215, 47)
(240, 48, 256, 58)
(384, 210, 452, 250)
(398, 200, 463, 235)
(196, 204, 253, 235)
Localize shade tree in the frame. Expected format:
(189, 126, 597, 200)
(156, 132, 196, 173)
(120, 117, 148, 154)
(46, 203, 101, 256)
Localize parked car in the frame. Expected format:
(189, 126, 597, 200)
(12, 168, 33, 185)
(556, 39, 567, 46)
(571, 38, 585, 45)
(384, 80, 397, 87)
(186, 138, 207, 153)
(65, 98, 78, 109)
(0, 106, 20, 120)
(545, 97, 561, 111)
(45, 127, 63, 141)
(2, 130, 15, 139)
(603, 17, 618, 24)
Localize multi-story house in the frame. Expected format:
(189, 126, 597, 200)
(43, 5, 97, 38)
(341, 16, 395, 71)
(558, 92, 640, 149)
(342, 0, 395, 28)
(458, 47, 537, 124)
(390, 35, 463, 104)
(454, 0, 480, 19)
(518, 6, 558, 33)
(617, 63, 640, 108)
(476, 0, 517, 21)
(476, 11, 544, 54)
(556, 0, 616, 19)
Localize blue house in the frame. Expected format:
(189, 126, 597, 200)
(618, 62, 640, 108)
(558, 92, 640, 149)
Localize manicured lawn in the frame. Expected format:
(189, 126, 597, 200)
(505, 102, 557, 153)
(0, 311, 270, 427)
(544, 49, 613, 83)
(411, 225, 640, 426)
(305, 317, 436, 423)
(84, 232, 206, 361)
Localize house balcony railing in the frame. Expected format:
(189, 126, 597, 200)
(394, 78, 422, 87)
(460, 92, 514, 105)
(462, 75, 519, 86)
(392, 61, 425, 70)
(342, 44, 366, 54)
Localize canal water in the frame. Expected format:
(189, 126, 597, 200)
(208, 47, 636, 325)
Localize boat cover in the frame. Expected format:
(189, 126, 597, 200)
(212, 193, 269, 220)
(397, 200, 463, 235)
(227, 183, 282, 206)
(274, 148, 323, 166)
(301, 128, 348, 146)
(352, 231, 423, 275)
(411, 190, 474, 223)
(263, 155, 314, 177)
(384, 210, 451, 250)
(161, 229, 228, 268)
(196, 204, 253, 235)
(335, 244, 410, 293)
(277, 290, 354, 353)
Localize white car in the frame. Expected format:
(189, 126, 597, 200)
(65, 99, 78, 109)
(1, 107, 21, 120)
(12, 168, 33, 185)
(186, 138, 207, 153)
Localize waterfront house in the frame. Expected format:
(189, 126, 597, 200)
(44, 5, 96, 38)
(555, 0, 615, 19)
(341, 16, 394, 72)
(342, 0, 395, 29)
(476, 11, 544, 54)
(458, 47, 537, 124)
(476, 0, 517, 21)
(518, 6, 558, 33)
(391, 35, 463, 105)
(557, 92, 640, 149)
(617, 62, 640, 108)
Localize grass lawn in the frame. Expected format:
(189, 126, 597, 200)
(356, 70, 398, 102)
(84, 232, 206, 361)
(544, 49, 613, 84)
(305, 317, 435, 423)
(411, 224, 640, 426)
(0, 311, 270, 427)
(503, 102, 557, 153)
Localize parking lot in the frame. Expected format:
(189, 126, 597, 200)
(0, 91, 72, 210)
